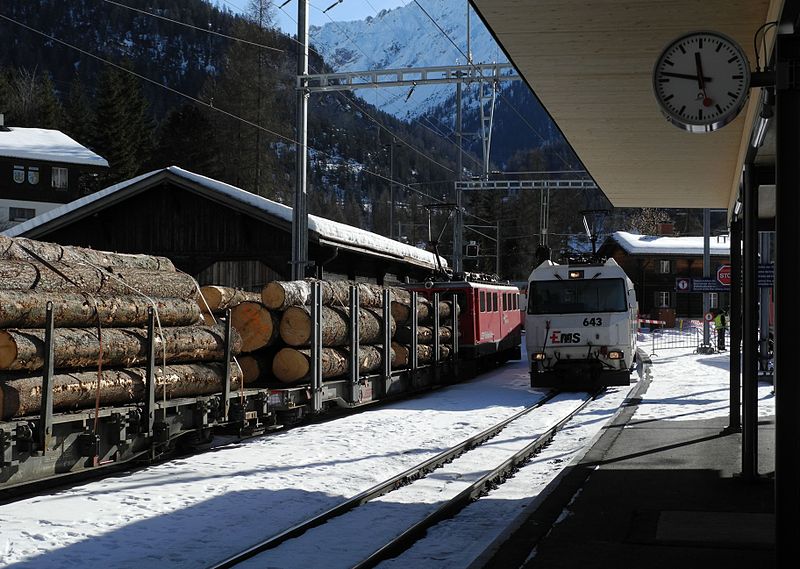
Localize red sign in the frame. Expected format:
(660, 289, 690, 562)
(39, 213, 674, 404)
(717, 264, 731, 286)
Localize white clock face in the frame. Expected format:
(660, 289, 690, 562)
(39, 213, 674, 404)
(653, 31, 751, 133)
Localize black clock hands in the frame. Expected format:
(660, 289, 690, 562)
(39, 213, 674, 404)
(660, 71, 713, 82)
(695, 52, 713, 107)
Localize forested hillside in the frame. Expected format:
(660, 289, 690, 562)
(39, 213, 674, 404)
(0, 0, 725, 280)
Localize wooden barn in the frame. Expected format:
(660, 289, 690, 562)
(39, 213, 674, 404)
(2, 166, 445, 289)
(598, 230, 731, 323)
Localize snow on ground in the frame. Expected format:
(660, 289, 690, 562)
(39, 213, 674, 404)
(377, 341, 775, 569)
(239, 393, 591, 569)
(0, 358, 541, 569)
(0, 339, 773, 569)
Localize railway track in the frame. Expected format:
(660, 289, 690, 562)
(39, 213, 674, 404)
(210, 388, 603, 569)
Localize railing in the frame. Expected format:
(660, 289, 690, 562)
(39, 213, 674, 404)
(638, 318, 730, 355)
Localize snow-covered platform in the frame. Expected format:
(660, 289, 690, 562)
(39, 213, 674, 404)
(481, 348, 776, 568)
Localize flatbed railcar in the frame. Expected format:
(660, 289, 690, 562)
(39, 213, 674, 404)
(1, 278, 521, 493)
(526, 258, 638, 389)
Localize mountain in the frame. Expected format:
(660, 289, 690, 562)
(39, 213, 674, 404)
(308, 1, 577, 171)
(309, 1, 508, 121)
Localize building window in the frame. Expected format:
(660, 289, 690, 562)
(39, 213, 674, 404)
(709, 292, 719, 309)
(659, 259, 671, 274)
(27, 166, 39, 185)
(656, 291, 671, 307)
(13, 165, 24, 184)
(9, 207, 35, 222)
(51, 167, 68, 190)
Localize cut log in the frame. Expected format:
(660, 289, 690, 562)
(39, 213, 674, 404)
(394, 325, 453, 345)
(199, 286, 261, 313)
(0, 260, 198, 299)
(0, 362, 242, 420)
(391, 342, 451, 368)
(391, 299, 457, 325)
(279, 305, 394, 347)
(272, 345, 388, 383)
(237, 352, 274, 385)
(0, 324, 241, 371)
(0, 235, 176, 272)
(0, 290, 202, 328)
(230, 301, 279, 352)
(261, 279, 409, 311)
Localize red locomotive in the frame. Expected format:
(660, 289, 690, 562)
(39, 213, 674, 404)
(413, 274, 523, 363)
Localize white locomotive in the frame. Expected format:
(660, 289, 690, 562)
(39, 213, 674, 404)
(525, 257, 638, 388)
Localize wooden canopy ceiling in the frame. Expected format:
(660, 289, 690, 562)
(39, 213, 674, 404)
(471, 0, 783, 210)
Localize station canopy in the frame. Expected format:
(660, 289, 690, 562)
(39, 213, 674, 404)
(471, 0, 782, 211)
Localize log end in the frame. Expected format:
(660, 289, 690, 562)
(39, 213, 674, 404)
(279, 306, 311, 347)
(230, 302, 274, 352)
(0, 330, 19, 370)
(238, 355, 261, 384)
(261, 282, 286, 310)
(272, 347, 309, 383)
(199, 286, 224, 313)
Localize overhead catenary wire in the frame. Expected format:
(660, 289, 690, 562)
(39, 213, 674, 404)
(0, 11, 454, 209)
(101, 0, 284, 52)
(295, 0, 484, 170)
(410, 0, 580, 172)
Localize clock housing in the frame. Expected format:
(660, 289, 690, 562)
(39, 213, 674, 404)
(653, 31, 751, 133)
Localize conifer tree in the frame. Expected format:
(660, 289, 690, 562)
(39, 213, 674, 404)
(92, 64, 155, 183)
(64, 76, 95, 146)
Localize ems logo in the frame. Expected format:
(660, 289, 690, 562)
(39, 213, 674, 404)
(550, 331, 581, 344)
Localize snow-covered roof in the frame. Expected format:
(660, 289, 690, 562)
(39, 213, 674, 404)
(4, 166, 445, 270)
(607, 231, 730, 256)
(0, 127, 108, 167)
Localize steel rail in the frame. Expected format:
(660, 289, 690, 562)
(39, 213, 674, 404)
(207, 389, 560, 569)
(352, 388, 604, 569)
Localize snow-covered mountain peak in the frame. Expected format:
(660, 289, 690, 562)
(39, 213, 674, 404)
(308, 1, 508, 119)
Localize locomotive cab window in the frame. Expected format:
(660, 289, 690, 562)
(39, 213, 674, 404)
(528, 278, 627, 314)
(492, 293, 498, 312)
(503, 293, 508, 311)
(479, 291, 486, 312)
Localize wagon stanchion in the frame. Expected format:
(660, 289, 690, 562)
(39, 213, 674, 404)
(38, 302, 55, 454)
(348, 284, 360, 404)
(144, 307, 156, 436)
(381, 288, 392, 397)
(433, 292, 441, 384)
(222, 308, 233, 421)
(410, 291, 419, 377)
(311, 281, 323, 412)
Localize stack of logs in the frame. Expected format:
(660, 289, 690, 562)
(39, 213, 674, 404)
(0, 235, 243, 421)
(215, 279, 457, 385)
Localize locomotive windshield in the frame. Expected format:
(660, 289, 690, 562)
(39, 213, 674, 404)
(527, 278, 628, 314)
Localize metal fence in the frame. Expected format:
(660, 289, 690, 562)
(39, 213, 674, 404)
(639, 319, 730, 355)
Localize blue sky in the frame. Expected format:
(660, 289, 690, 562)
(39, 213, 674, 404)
(216, 0, 408, 33)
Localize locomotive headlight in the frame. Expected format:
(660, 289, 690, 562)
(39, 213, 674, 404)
(568, 270, 584, 279)
(532, 352, 546, 361)
(607, 350, 623, 360)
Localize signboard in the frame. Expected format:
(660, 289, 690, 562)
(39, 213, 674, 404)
(704, 312, 714, 322)
(692, 278, 729, 292)
(716, 264, 732, 286)
(758, 263, 774, 288)
(675, 277, 691, 292)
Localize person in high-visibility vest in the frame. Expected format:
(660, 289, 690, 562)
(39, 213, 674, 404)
(713, 309, 727, 351)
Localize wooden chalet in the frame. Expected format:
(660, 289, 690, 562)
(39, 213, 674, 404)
(2, 166, 445, 289)
(0, 117, 108, 228)
(597, 229, 731, 325)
